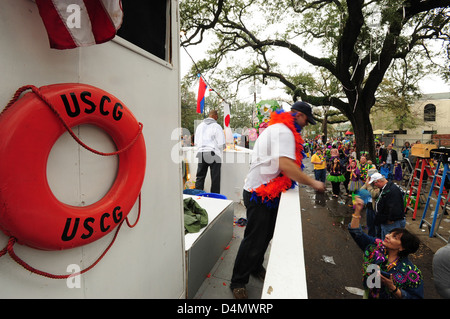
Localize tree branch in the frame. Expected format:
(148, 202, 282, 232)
(180, 0, 225, 47)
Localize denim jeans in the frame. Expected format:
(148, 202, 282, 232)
(380, 218, 406, 239)
(314, 168, 326, 183)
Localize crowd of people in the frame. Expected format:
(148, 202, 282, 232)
(193, 106, 448, 300)
(306, 137, 429, 299)
(305, 137, 409, 197)
(307, 136, 450, 299)
(305, 138, 416, 237)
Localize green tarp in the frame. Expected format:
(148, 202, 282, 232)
(183, 197, 208, 233)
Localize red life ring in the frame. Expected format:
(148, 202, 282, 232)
(0, 83, 146, 250)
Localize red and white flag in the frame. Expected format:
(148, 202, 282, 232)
(222, 101, 233, 144)
(196, 76, 208, 114)
(35, 0, 123, 50)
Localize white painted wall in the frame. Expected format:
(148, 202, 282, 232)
(371, 95, 450, 143)
(0, 0, 185, 298)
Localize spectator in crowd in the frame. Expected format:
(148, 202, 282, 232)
(348, 197, 424, 299)
(368, 172, 405, 239)
(401, 141, 411, 159)
(311, 147, 327, 183)
(381, 144, 398, 180)
(433, 242, 450, 298)
(327, 157, 345, 198)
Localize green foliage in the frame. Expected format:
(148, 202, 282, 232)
(180, 0, 450, 158)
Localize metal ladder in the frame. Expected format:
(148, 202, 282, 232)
(419, 161, 449, 242)
(405, 158, 435, 220)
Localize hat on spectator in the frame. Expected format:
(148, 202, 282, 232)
(367, 168, 378, 177)
(369, 172, 384, 184)
(291, 101, 316, 125)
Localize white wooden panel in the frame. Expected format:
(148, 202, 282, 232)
(0, 0, 184, 299)
(261, 187, 308, 299)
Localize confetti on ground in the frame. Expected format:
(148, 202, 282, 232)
(322, 255, 336, 265)
(345, 286, 364, 296)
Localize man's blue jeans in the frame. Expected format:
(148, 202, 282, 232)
(314, 168, 326, 183)
(381, 218, 406, 239)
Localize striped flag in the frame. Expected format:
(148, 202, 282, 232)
(35, 0, 123, 50)
(196, 76, 207, 114)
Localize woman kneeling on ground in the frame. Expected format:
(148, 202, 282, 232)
(349, 197, 424, 299)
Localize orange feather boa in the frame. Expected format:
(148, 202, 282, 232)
(251, 111, 305, 204)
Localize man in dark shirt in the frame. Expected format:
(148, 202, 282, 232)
(381, 144, 398, 180)
(369, 172, 405, 239)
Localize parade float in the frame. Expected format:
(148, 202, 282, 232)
(0, 0, 187, 298)
(0, 1, 310, 300)
(254, 99, 282, 134)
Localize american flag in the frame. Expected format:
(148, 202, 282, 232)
(35, 0, 123, 50)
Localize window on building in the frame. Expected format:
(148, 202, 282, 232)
(117, 1, 171, 62)
(424, 104, 436, 122)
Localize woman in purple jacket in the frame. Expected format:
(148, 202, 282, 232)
(348, 197, 424, 299)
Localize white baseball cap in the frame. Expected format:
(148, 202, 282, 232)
(367, 168, 378, 177)
(369, 172, 384, 184)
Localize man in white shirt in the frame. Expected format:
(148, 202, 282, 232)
(230, 101, 325, 299)
(194, 110, 226, 194)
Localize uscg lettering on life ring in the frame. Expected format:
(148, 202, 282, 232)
(61, 206, 123, 242)
(60, 91, 124, 121)
(0, 83, 146, 250)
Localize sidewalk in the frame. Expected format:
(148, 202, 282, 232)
(193, 201, 266, 299)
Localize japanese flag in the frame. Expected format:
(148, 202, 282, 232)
(222, 101, 233, 144)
